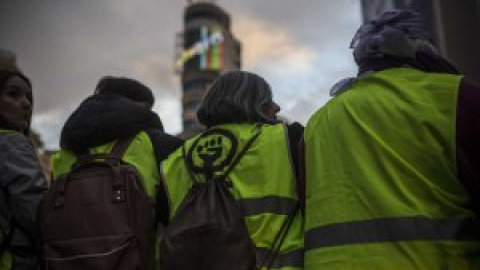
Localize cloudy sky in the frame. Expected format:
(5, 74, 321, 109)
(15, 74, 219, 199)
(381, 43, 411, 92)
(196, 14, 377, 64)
(0, 0, 362, 149)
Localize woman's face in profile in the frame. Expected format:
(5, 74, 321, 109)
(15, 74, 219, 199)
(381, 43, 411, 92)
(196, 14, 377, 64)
(261, 100, 280, 121)
(0, 76, 32, 132)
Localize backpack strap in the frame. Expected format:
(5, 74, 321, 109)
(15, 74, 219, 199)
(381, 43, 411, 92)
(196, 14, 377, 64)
(216, 127, 297, 270)
(216, 130, 261, 182)
(54, 135, 137, 208)
(258, 202, 299, 270)
(74, 153, 108, 166)
(73, 135, 135, 166)
(257, 126, 300, 269)
(106, 136, 136, 202)
(108, 136, 136, 160)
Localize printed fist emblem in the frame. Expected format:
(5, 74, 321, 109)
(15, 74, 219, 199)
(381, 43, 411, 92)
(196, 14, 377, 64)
(196, 136, 223, 167)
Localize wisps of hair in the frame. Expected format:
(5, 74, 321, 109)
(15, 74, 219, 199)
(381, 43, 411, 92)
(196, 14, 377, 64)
(197, 71, 273, 128)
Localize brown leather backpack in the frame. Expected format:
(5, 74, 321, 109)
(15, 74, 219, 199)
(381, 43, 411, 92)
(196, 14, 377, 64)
(37, 136, 155, 270)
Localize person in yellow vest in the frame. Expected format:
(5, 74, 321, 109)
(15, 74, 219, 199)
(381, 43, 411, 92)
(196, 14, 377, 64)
(302, 9, 480, 269)
(0, 70, 47, 270)
(49, 76, 183, 269)
(160, 71, 304, 269)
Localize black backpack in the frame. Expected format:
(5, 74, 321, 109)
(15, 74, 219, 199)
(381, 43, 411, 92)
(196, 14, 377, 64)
(160, 129, 260, 270)
(38, 136, 155, 270)
(160, 128, 297, 270)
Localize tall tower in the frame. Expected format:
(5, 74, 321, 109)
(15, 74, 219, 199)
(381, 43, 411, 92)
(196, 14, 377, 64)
(175, 0, 241, 138)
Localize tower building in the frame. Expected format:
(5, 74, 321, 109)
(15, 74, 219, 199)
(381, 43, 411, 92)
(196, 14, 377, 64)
(175, 0, 241, 138)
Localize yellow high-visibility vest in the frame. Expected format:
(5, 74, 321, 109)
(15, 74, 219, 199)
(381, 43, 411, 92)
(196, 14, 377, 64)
(304, 68, 480, 269)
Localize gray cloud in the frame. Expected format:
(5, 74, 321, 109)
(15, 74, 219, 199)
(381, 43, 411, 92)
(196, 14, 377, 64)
(0, 0, 361, 149)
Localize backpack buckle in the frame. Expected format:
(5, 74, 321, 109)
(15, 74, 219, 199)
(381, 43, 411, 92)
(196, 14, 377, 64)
(112, 183, 126, 203)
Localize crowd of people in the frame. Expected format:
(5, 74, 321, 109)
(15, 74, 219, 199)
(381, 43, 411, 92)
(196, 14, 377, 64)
(1, 9, 480, 270)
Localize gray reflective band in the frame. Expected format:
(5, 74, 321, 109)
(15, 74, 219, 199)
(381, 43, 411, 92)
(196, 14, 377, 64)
(256, 247, 304, 268)
(305, 216, 480, 251)
(238, 196, 297, 216)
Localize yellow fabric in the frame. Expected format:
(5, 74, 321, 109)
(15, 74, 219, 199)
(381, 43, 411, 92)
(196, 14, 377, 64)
(0, 251, 12, 270)
(304, 68, 480, 269)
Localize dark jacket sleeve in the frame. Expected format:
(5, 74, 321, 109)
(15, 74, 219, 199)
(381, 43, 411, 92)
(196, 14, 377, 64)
(286, 122, 305, 213)
(0, 133, 47, 244)
(145, 129, 183, 162)
(286, 122, 304, 178)
(297, 137, 306, 214)
(456, 78, 480, 214)
(145, 129, 183, 226)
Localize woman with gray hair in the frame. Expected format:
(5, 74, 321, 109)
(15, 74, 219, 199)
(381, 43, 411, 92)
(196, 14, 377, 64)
(160, 71, 304, 270)
(197, 71, 281, 126)
(302, 9, 480, 269)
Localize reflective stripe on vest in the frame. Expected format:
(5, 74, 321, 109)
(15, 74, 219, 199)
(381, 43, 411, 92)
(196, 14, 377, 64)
(51, 131, 158, 198)
(305, 216, 480, 250)
(239, 196, 297, 216)
(161, 123, 304, 269)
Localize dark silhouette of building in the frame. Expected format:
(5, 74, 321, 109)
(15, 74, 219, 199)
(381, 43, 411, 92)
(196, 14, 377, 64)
(360, 0, 480, 82)
(175, 0, 241, 138)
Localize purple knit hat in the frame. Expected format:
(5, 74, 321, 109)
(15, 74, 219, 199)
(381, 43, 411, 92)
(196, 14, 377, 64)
(351, 10, 438, 63)
(330, 10, 459, 96)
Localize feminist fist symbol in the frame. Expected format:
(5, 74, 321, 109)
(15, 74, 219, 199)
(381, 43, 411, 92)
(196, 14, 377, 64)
(196, 136, 223, 168)
(187, 129, 237, 176)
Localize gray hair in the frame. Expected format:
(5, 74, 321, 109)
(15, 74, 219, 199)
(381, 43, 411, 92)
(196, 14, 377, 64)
(197, 71, 274, 127)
